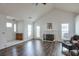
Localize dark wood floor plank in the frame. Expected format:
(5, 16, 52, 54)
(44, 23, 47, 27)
(0, 39, 65, 56)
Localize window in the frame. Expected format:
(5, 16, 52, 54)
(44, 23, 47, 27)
(14, 24, 16, 32)
(61, 24, 69, 39)
(28, 24, 32, 37)
(6, 22, 12, 28)
(36, 26, 40, 38)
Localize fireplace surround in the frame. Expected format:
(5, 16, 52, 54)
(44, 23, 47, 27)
(43, 34, 54, 41)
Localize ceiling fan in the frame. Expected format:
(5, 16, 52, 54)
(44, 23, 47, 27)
(35, 3, 47, 6)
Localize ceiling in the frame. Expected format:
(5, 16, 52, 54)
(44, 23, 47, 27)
(0, 3, 79, 21)
(0, 3, 54, 21)
(55, 3, 79, 14)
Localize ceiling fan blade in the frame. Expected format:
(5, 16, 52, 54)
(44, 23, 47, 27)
(35, 3, 38, 6)
(35, 3, 46, 6)
(42, 3, 46, 5)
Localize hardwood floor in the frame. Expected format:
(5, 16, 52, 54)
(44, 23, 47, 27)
(0, 39, 64, 56)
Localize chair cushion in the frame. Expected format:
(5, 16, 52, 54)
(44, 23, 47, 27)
(70, 50, 78, 56)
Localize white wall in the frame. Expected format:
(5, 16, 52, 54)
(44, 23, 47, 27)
(0, 15, 17, 49)
(17, 20, 24, 33)
(33, 9, 76, 41)
(75, 15, 79, 35)
(0, 15, 17, 41)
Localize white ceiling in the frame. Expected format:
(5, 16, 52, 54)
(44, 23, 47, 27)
(0, 3, 79, 21)
(0, 3, 55, 21)
(55, 3, 79, 14)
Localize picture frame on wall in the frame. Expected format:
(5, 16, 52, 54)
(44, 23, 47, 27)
(47, 23, 52, 30)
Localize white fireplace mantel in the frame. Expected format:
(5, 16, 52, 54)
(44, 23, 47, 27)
(43, 29, 59, 41)
(44, 29, 57, 34)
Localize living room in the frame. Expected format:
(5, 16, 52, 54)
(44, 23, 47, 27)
(0, 3, 79, 56)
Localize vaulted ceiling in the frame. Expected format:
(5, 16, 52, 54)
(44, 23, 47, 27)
(0, 3, 54, 21)
(55, 3, 79, 14)
(0, 3, 79, 21)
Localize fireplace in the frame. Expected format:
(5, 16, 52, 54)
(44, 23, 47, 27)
(43, 34, 54, 41)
